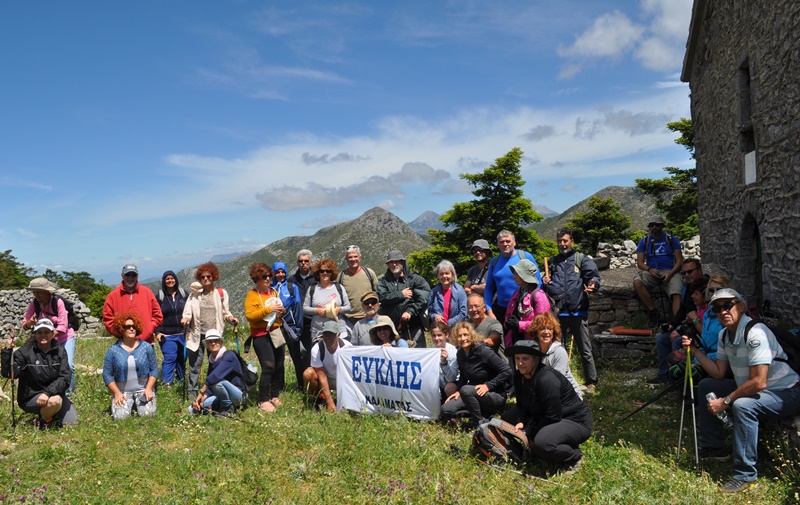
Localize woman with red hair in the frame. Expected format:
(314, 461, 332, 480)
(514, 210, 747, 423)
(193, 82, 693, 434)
(102, 311, 158, 420)
(181, 262, 238, 397)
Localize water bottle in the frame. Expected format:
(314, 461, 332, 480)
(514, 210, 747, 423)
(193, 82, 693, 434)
(705, 392, 731, 425)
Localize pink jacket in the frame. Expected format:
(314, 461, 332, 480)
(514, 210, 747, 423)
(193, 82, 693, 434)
(22, 297, 75, 345)
(504, 287, 551, 347)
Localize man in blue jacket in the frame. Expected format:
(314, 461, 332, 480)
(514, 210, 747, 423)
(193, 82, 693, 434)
(542, 228, 600, 394)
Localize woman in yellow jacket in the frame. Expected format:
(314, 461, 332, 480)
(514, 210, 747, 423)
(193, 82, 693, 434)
(244, 263, 286, 412)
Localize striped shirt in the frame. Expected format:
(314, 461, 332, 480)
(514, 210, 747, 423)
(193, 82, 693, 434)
(716, 314, 798, 390)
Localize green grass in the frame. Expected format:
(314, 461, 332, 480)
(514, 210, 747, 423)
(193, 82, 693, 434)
(0, 335, 796, 504)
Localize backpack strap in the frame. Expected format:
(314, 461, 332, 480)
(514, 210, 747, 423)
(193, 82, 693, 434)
(157, 289, 164, 303)
(365, 268, 376, 291)
(318, 337, 345, 361)
(216, 287, 225, 304)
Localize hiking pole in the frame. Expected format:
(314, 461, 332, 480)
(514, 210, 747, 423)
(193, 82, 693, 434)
(675, 348, 694, 467)
(687, 346, 700, 469)
(620, 379, 684, 421)
(182, 324, 188, 403)
(8, 328, 17, 436)
(658, 283, 668, 326)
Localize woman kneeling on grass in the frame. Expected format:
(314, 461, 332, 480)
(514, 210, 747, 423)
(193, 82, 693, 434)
(103, 312, 158, 420)
(440, 321, 512, 424)
(190, 329, 244, 417)
(502, 340, 593, 474)
(1, 319, 78, 429)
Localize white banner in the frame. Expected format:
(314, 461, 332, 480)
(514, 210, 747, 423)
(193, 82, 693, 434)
(335, 346, 441, 420)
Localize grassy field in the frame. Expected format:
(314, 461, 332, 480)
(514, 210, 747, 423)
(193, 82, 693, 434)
(0, 334, 796, 504)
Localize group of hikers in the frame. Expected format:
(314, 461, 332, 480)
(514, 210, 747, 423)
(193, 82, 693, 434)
(3, 221, 799, 491)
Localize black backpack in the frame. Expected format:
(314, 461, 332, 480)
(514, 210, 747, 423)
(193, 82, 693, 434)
(233, 351, 259, 388)
(472, 418, 530, 464)
(731, 319, 800, 375)
(318, 338, 346, 361)
(34, 294, 80, 331)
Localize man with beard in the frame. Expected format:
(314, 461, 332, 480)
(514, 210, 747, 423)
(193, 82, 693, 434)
(464, 239, 491, 296)
(633, 216, 683, 327)
(338, 245, 378, 331)
(350, 291, 381, 346)
(376, 250, 430, 347)
(542, 228, 600, 394)
(102, 264, 163, 344)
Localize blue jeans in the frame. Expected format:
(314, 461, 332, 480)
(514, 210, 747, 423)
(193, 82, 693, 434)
(159, 334, 186, 385)
(204, 380, 244, 411)
(698, 378, 800, 482)
(63, 337, 76, 394)
(656, 331, 682, 379)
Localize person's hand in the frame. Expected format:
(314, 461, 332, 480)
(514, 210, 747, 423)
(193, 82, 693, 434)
(333, 307, 341, 316)
(382, 343, 392, 347)
(584, 280, 596, 293)
(475, 384, 489, 396)
(464, 286, 472, 295)
(444, 391, 460, 404)
(37, 394, 50, 408)
(4, 338, 14, 349)
(663, 271, 675, 282)
(143, 388, 154, 402)
(180, 317, 190, 325)
(400, 312, 412, 322)
(227, 316, 239, 325)
(316, 307, 325, 316)
(113, 391, 126, 406)
(515, 422, 524, 431)
(707, 397, 727, 415)
(433, 314, 446, 325)
(22, 319, 35, 331)
(440, 348, 448, 364)
(542, 274, 551, 285)
(504, 315, 520, 331)
(686, 311, 699, 322)
(156, 333, 165, 343)
(401, 287, 413, 299)
(326, 402, 336, 413)
(681, 334, 696, 351)
(192, 393, 205, 412)
(274, 304, 286, 316)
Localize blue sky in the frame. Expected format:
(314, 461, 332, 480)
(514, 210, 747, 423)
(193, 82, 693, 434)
(1, 0, 694, 283)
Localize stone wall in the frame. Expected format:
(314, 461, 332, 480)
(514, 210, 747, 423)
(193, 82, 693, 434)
(685, 0, 800, 327)
(0, 289, 104, 339)
(596, 235, 701, 269)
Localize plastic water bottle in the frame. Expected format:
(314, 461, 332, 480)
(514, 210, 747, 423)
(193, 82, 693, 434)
(705, 392, 731, 425)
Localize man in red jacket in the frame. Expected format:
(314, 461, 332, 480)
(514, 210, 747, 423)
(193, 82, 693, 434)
(103, 264, 163, 343)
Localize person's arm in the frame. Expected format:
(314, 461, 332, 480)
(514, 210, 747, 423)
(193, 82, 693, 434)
(409, 276, 431, 318)
(635, 251, 651, 273)
(181, 296, 194, 326)
(315, 368, 336, 412)
(102, 292, 116, 334)
(682, 334, 730, 380)
(450, 285, 469, 324)
(302, 286, 317, 317)
(441, 347, 459, 384)
(290, 285, 304, 334)
(245, 290, 272, 324)
(582, 257, 601, 292)
(220, 289, 238, 325)
(43, 347, 71, 397)
(531, 372, 564, 434)
(707, 364, 769, 418)
(338, 286, 351, 315)
(102, 347, 126, 406)
(484, 259, 497, 314)
(53, 298, 69, 336)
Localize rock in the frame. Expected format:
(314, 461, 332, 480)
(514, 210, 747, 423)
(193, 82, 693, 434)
(623, 240, 637, 251)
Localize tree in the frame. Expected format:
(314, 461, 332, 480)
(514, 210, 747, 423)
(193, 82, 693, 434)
(566, 196, 632, 253)
(0, 250, 35, 289)
(635, 118, 698, 238)
(408, 148, 555, 285)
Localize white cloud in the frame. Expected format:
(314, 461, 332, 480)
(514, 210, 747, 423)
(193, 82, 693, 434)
(558, 11, 643, 59)
(0, 176, 53, 191)
(561, 185, 579, 192)
(17, 228, 38, 239)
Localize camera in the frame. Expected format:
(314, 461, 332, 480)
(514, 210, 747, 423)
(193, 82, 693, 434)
(675, 322, 701, 349)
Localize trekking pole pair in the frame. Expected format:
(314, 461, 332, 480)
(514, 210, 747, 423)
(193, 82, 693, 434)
(676, 346, 699, 469)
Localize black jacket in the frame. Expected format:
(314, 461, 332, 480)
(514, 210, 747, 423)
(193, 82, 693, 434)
(376, 266, 431, 331)
(1, 339, 70, 407)
(544, 250, 600, 313)
(513, 364, 592, 438)
(455, 343, 513, 395)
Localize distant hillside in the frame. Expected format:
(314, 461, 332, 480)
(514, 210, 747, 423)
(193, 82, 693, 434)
(530, 186, 657, 240)
(534, 204, 558, 218)
(408, 211, 444, 234)
(210, 252, 249, 263)
(150, 207, 431, 317)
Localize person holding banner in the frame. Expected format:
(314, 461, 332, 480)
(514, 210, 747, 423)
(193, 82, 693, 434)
(303, 320, 352, 411)
(369, 316, 409, 348)
(431, 321, 459, 402)
(440, 321, 512, 424)
(503, 340, 593, 474)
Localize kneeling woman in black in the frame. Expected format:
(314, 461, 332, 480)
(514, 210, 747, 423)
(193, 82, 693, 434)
(503, 340, 593, 473)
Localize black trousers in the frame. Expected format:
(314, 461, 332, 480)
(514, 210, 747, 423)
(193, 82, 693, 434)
(252, 335, 285, 402)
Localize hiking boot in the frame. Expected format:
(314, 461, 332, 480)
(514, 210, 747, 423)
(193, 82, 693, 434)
(698, 446, 731, 461)
(584, 384, 597, 395)
(214, 406, 235, 418)
(647, 310, 659, 328)
(720, 478, 755, 493)
(560, 454, 584, 476)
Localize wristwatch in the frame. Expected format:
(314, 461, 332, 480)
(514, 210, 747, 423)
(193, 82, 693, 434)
(723, 396, 733, 406)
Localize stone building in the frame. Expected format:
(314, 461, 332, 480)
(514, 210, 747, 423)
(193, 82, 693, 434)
(682, 0, 800, 326)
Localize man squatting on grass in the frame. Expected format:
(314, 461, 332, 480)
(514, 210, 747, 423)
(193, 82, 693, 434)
(682, 288, 800, 493)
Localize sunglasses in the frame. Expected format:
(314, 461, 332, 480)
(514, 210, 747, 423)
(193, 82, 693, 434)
(319, 269, 333, 274)
(199, 275, 213, 280)
(711, 301, 739, 314)
(123, 324, 136, 330)
(680, 267, 698, 277)
(707, 287, 720, 294)
(297, 259, 310, 263)
(124, 273, 138, 278)
(362, 300, 378, 306)
(261, 275, 271, 280)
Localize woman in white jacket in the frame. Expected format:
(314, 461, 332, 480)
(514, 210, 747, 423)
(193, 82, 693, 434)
(181, 262, 238, 397)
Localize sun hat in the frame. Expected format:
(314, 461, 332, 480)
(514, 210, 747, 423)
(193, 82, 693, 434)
(709, 288, 743, 304)
(204, 329, 223, 342)
(369, 316, 399, 341)
(26, 278, 56, 293)
(360, 291, 379, 303)
(509, 259, 540, 287)
(385, 250, 406, 263)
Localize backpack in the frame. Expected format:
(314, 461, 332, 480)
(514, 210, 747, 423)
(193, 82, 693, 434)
(318, 338, 346, 361)
(471, 417, 530, 464)
(729, 319, 800, 376)
(308, 282, 345, 308)
(338, 268, 376, 291)
(157, 287, 188, 303)
(34, 294, 81, 331)
(233, 351, 259, 388)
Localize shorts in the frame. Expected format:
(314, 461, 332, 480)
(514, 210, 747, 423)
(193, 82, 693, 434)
(633, 269, 683, 297)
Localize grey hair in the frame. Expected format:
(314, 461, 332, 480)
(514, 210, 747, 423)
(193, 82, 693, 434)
(497, 229, 514, 241)
(345, 245, 361, 258)
(433, 260, 457, 278)
(296, 249, 313, 260)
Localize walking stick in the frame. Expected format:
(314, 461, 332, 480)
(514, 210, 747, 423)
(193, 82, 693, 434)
(8, 328, 17, 435)
(182, 324, 188, 403)
(675, 347, 700, 469)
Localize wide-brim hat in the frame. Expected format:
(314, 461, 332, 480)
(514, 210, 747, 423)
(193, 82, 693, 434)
(26, 277, 56, 293)
(504, 340, 547, 358)
(369, 315, 399, 340)
(509, 259, 540, 287)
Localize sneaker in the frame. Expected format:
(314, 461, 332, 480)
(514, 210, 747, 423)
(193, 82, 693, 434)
(584, 384, 597, 395)
(698, 446, 731, 461)
(560, 454, 584, 476)
(720, 479, 755, 493)
(647, 310, 659, 328)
